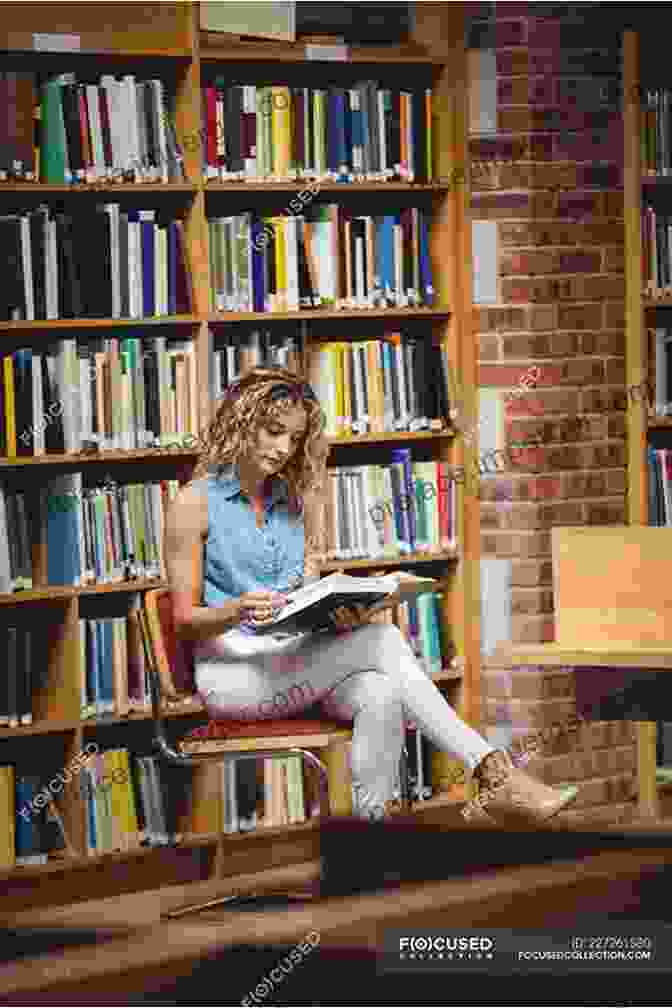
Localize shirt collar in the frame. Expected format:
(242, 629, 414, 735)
(217, 463, 288, 505)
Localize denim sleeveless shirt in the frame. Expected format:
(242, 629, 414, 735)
(199, 465, 305, 606)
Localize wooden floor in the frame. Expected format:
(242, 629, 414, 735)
(1, 817, 672, 1001)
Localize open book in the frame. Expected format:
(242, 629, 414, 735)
(250, 571, 439, 635)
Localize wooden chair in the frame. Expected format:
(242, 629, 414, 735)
(138, 585, 412, 914)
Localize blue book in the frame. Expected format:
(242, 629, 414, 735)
(392, 448, 417, 552)
(99, 618, 114, 715)
(419, 213, 434, 306)
(648, 447, 660, 526)
(86, 619, 98, 719)
(44, 473, 82, 586)
(251, 217, 266, 313)
(94, 620, 104, 717)
(332, 90, 348, 173)
(82, 767, 97, 854)
(356, 82, 370, 177)
(167, 220, 178, 315)
(139, 210, 156, 317)
(388, 461, 411, 554)
(15, 777, 47, 865)
(378, 215, 396, 303)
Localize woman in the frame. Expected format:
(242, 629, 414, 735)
(165, 367, 578, 823)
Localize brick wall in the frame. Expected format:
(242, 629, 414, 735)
(470, 5, 638, 824)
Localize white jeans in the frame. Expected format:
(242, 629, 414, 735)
(194, 623, 494, 820)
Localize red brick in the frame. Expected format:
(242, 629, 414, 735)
(510, 558, 554, 586)
(604, 191, 624, 217)
(478, 364, 544, 388)
(603, 246, 625, 272)
(479, 333, 499, 361)
(605, 301, 626, 328)
(511, 587, 555, 616)
(476, 306, 528, 332)
(557, 304, 604, 330)
(502, 333, 552, 358)
(556, 251, 602, 273)
(605, 357, 626, 384)
(500, 251, 555, 277)
(499, 221, 583, 247)
(495, 19, 527, 46)
(557, 191, 602, 220)
(580, 331, 625, 355)
(564, 472, 607, 499)
(525, 388, 581, 415)
(581, 386, 627, 414)
(578, 276, 625, 300)
(497, 77, 532, 106)
(471, 191, 556, 219)
(584, 501, 626, 525)
(544, 444, 584, 470)
(605, 469, 627, 495)
(527, 305, 557, 330)
(502, 277, 557, 303)
(511, 667, 574, 702)
(496, 50, 530, 76)
(548, 332, 581, 357)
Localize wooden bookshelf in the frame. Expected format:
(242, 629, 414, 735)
(0, 2, 479, 893)
(623, 29, 666, 817)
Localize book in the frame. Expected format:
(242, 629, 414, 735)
(248, 570, 438, 634)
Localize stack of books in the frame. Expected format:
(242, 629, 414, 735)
(326, 456, 458, 560)
(207, 206, 434, 312)
(201, 82, 434, 182)
(653, 326, 672, 415)
(1, 336, 198, 457)
(0, 204, 192, 322)
(307, 335, 454, 435)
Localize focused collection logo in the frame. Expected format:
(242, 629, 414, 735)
(399, 936, 495, 960)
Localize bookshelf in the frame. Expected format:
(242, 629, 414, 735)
(623, 28, 671, 817)
(0, 2, 480, 896)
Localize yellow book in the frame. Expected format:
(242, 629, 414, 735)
(341, 342, 353, 435)
(271, 86, 291, 178)
(106, 750, 124, 852)
(118, 748, 140, 850)
(334, 342, 345, 438)
(274, 217, 287, 312)
(0, 766, 16, 870)
(3, 356, 17, 458)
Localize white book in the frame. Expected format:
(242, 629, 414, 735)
(19, 214, 34, 320)
(121, 76, 140, 179)
(100, 76, 122, 180)
(79, 356, 92, 445)
(284, 216, 299, 312)
(655, 329, 667, 416)
(46, 216, 58, 319)
(127, 216, 141, 318)
(354, 235, 366, 307)
(86, 84, 105, 181)
(377, 90, 388, 177)
(0, 486, 12, 593)
(249, 570, 438, 635)
(222, 760, 238, 834)
(31, 353, 45, 456)
(393, 224, 404, 307)
(105, 203, 121, 318)
(152, 79, 169, 183)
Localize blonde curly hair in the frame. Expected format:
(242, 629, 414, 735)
(192, 367, 328, 515)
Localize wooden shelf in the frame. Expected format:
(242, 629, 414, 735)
(0, 315, 199, 332)
(199, 36, 437, 65)
(0, 578, 165, 605)
(643, 295, 672, 308)
(208, 307, 449, 322)
(647, 414, 672, 430)
(0, 448, 199, 469)
(326, 430, 454, 445)
(204, 181, 447, 192)
(81, 704, 207, 729)
(0, 719, 78, 738)
(321, 551, 458, 571)
(0, 183, 196, 194)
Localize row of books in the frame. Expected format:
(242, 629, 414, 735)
(306, 336, 454, 436)
(208, 207, 434, 313)
(648, 447, 672, 527)
(641, 206, 672, 297)
(1, 204, 192, 322)
(0, 70, 185, 184)
(641, 88, 672, 177)
(210, 328, 304, 400)
(326, 457, 459, 561)
(201, 82, 435, 183)
(0, 476, 179, 592)
(653, 327, 672, 416)
(0, 769, 68, 869)
(0, 337, 198, 458)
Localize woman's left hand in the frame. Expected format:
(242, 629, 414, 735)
(329, 604, 372, 633)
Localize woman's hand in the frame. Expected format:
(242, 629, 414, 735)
(329, 604, 372, 633)
(238, 590, 287, 625)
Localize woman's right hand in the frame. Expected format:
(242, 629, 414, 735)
(237, 590, 287, 625)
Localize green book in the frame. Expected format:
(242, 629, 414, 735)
(40, 74, 73, 184)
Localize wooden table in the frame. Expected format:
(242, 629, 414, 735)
(492, 643, 672, 819)
(2, 820, 672, 1002)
